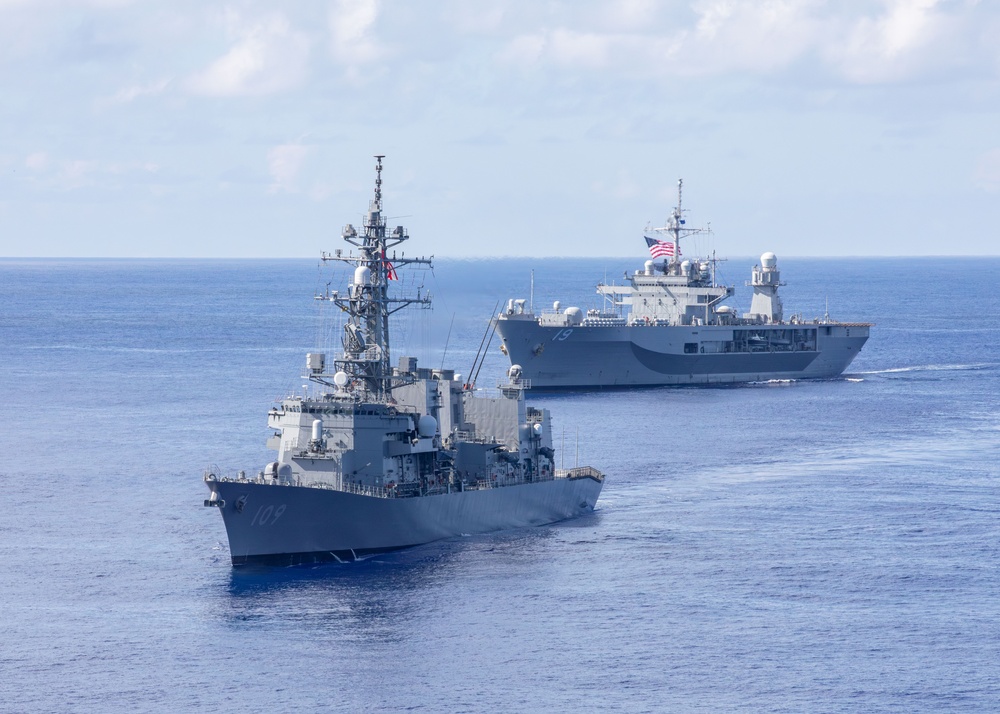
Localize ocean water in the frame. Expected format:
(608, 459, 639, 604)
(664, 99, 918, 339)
(1, 256, 998, 713)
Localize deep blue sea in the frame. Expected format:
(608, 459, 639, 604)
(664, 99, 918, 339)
(2, 256, 998, 713)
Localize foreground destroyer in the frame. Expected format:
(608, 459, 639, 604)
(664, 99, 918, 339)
(496, 180, 871, 388)
(204, 157, 603, 565)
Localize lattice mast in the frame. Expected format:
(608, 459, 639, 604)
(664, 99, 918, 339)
(320, 155, 432, 399)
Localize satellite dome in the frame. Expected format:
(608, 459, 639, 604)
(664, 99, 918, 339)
(417, 415, 437, 438)
(761, 252, 777, 268)
(564, 307, 583, 325)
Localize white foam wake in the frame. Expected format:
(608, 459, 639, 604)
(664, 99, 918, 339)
(856, 363, 996, 375)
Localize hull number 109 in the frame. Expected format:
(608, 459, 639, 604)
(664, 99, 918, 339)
(251, 504, 287, 526)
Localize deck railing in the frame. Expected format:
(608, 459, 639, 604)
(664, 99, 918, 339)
(206, 462, 603, 498)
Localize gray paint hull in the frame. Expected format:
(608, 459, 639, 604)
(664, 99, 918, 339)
(497, 321, 870, 388)
(208, 477, 602, 565)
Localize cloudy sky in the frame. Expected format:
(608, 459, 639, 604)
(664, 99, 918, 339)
(1, 0, 998, 258)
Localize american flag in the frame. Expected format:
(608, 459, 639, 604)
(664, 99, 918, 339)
(645, 236, 678, 259)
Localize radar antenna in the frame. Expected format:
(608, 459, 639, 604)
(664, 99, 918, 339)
(646, 178, 712, 267)
(318, 155, 433, 399)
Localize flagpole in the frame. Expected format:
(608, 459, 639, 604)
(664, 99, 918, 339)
(673, 178, 682, 266)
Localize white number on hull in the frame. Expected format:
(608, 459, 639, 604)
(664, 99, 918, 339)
(553, 329, 573, 341)
(251, 504, 287, 526)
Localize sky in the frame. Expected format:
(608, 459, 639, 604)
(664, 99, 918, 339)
(1, 0, 998, 258)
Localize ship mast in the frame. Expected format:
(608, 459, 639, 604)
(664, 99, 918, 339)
(671, 178, 683, 264)
(648, 178, 711, 271)
(319, 155, 432, 400)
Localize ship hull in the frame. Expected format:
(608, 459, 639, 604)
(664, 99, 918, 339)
(207, 477, 602, 566)
(497, 320, 870, 388)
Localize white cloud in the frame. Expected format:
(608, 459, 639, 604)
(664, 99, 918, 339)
(267, 143, 311, 193)
(680, 0, 820, 75)
(109, 78, 170, 104)
(187, 10, 310, 97)
(503, 28, 610, 69)
(491, 0, 995, 84)
(548, 28, 613, 69)
(497, 33, 546, 68)
(826, 0, 961, 83)
(596, 0, 660, 31)
(497, 1, 818, 76)
(59, 159, 101, 188)
(881, 0, 938, 55)
(25, 152, 49, 171)
(329, 0, 383, 67)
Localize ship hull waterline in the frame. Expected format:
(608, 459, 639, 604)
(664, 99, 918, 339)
(497, 321, 870, 388)
(207, 476, 603, 566)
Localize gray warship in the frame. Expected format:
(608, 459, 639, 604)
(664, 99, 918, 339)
(204, 157, 604, 566)
(496, 180, 871, 388)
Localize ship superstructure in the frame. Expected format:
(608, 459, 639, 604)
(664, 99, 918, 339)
(204, 157, 603, 565)
(496, 180, 871, 388)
